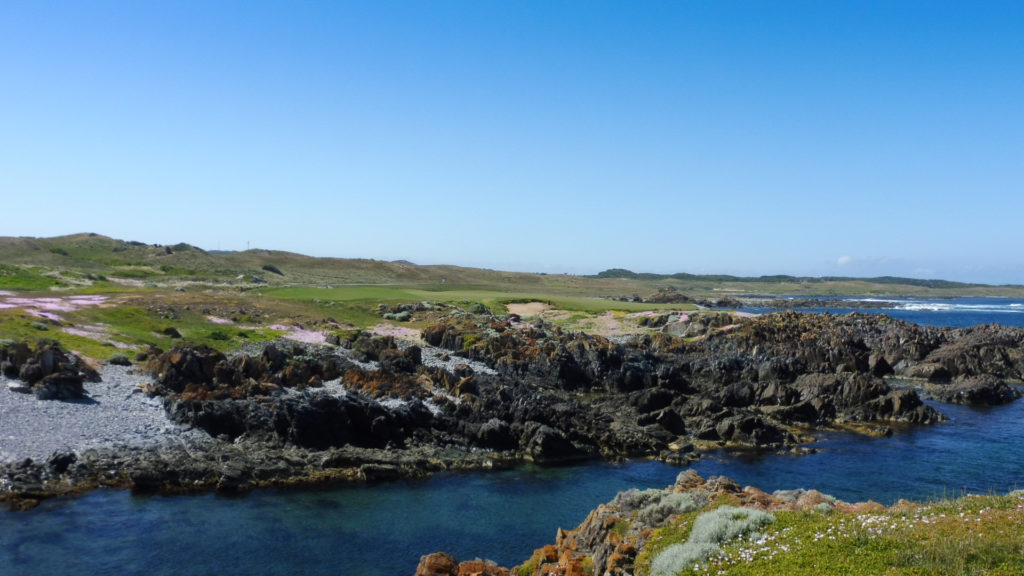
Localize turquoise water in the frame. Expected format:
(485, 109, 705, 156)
(2, 300, 1023, 575)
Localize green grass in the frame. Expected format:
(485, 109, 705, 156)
(0, 301, 284, 359)
(636, 493, 1024, 576)
(0, 310, 123, 359)
(87, 305, 282, 353)
(0, 264, 60, 290)
(260, 285, 693, 315)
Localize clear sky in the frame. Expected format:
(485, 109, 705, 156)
(2, 1, 1023, 283)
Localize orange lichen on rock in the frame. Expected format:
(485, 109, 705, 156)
(342, 368, 425, 399)
(415, 552, 458, 576)
(456, 559, 510, 576)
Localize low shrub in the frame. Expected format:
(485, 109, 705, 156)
(108, 353, 131, 366)
(639, 492, 701, 526)
(650, 506, 775, 576)
(613, 488, 666, 512)
(462, 332, 482, 351)
(614, 489, 703, 526)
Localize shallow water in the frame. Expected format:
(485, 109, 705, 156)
(2, 299, 1023, 575)
(2, 398, 1021, 576)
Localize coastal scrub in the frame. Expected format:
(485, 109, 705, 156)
(649, 506, 775, 576)
(640, 493, 1024, 575)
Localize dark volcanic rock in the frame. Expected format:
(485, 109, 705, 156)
(147, 345, 224, 394)
(1, 340, 95, 400)
(792, 373, 941, 424)
(930, 375, 1022, 406)
(163, 391, 411, 450)
(521, 422, 586, 464)
(7, 305, 1024, 507)
(33, 373, 85, 400)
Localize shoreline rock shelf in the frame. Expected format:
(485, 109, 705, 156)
(2, 310, 1023, 509)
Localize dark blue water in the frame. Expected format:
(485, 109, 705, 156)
(2, 298, 1023, 576)
(739, 296, 1024, 329)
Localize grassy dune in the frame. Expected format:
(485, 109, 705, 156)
(3, 233, 1023, 298)
(2, 231, 1024, 362)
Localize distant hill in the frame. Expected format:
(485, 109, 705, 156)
(591, 268, 1008, 290)
(1, 233, 1022, 298)
(0, 233, 550, 288)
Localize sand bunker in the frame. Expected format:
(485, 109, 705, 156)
(506, 302, 551, 316)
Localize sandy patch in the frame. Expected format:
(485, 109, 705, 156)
(61, 323, 133, 349)
(62, 324, 108, 338)
(207, 315, 233, 324)
(370, 323, 421, 340)
(627, 311, 662, 318)
(26, 309, 64, 322)
(108, 277, 146, 287)
(506, 302, 551, 316)
(269, 324, 328, 345)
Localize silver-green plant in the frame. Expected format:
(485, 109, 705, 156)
(612, 488, 666, 512)
(638, 492, 701, 526)
(650, 506, 775, 576)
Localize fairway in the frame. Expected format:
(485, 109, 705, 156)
(259, 284, 695, 314)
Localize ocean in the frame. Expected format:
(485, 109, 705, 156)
(2, 298, 1023, 576)
(738, 295, 1024, 328)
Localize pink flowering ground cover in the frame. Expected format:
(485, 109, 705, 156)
(0, 294, 109, 320)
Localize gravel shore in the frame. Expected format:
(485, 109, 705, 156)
(0, 365, 208, 463)
(0, 340, 493, 464)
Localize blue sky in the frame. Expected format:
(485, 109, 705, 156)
(2, 1, 1023, 283)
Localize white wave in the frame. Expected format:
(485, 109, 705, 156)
(897, 302, 955, 312)
(849, 298, 903, 303)
(896, 301, 1024, 313)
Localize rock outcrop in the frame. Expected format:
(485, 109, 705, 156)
(927, 375, 1022, 406)
(414, 553, 510, 576)
(1, 340, 97, 400)
(419, 470, 863, 576)
(4, 308, 1023, 508)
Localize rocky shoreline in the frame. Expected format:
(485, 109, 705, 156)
(413, 469, 1024, 576)
(412, 469, 871, 576)
(2, 309, 1023, 509)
